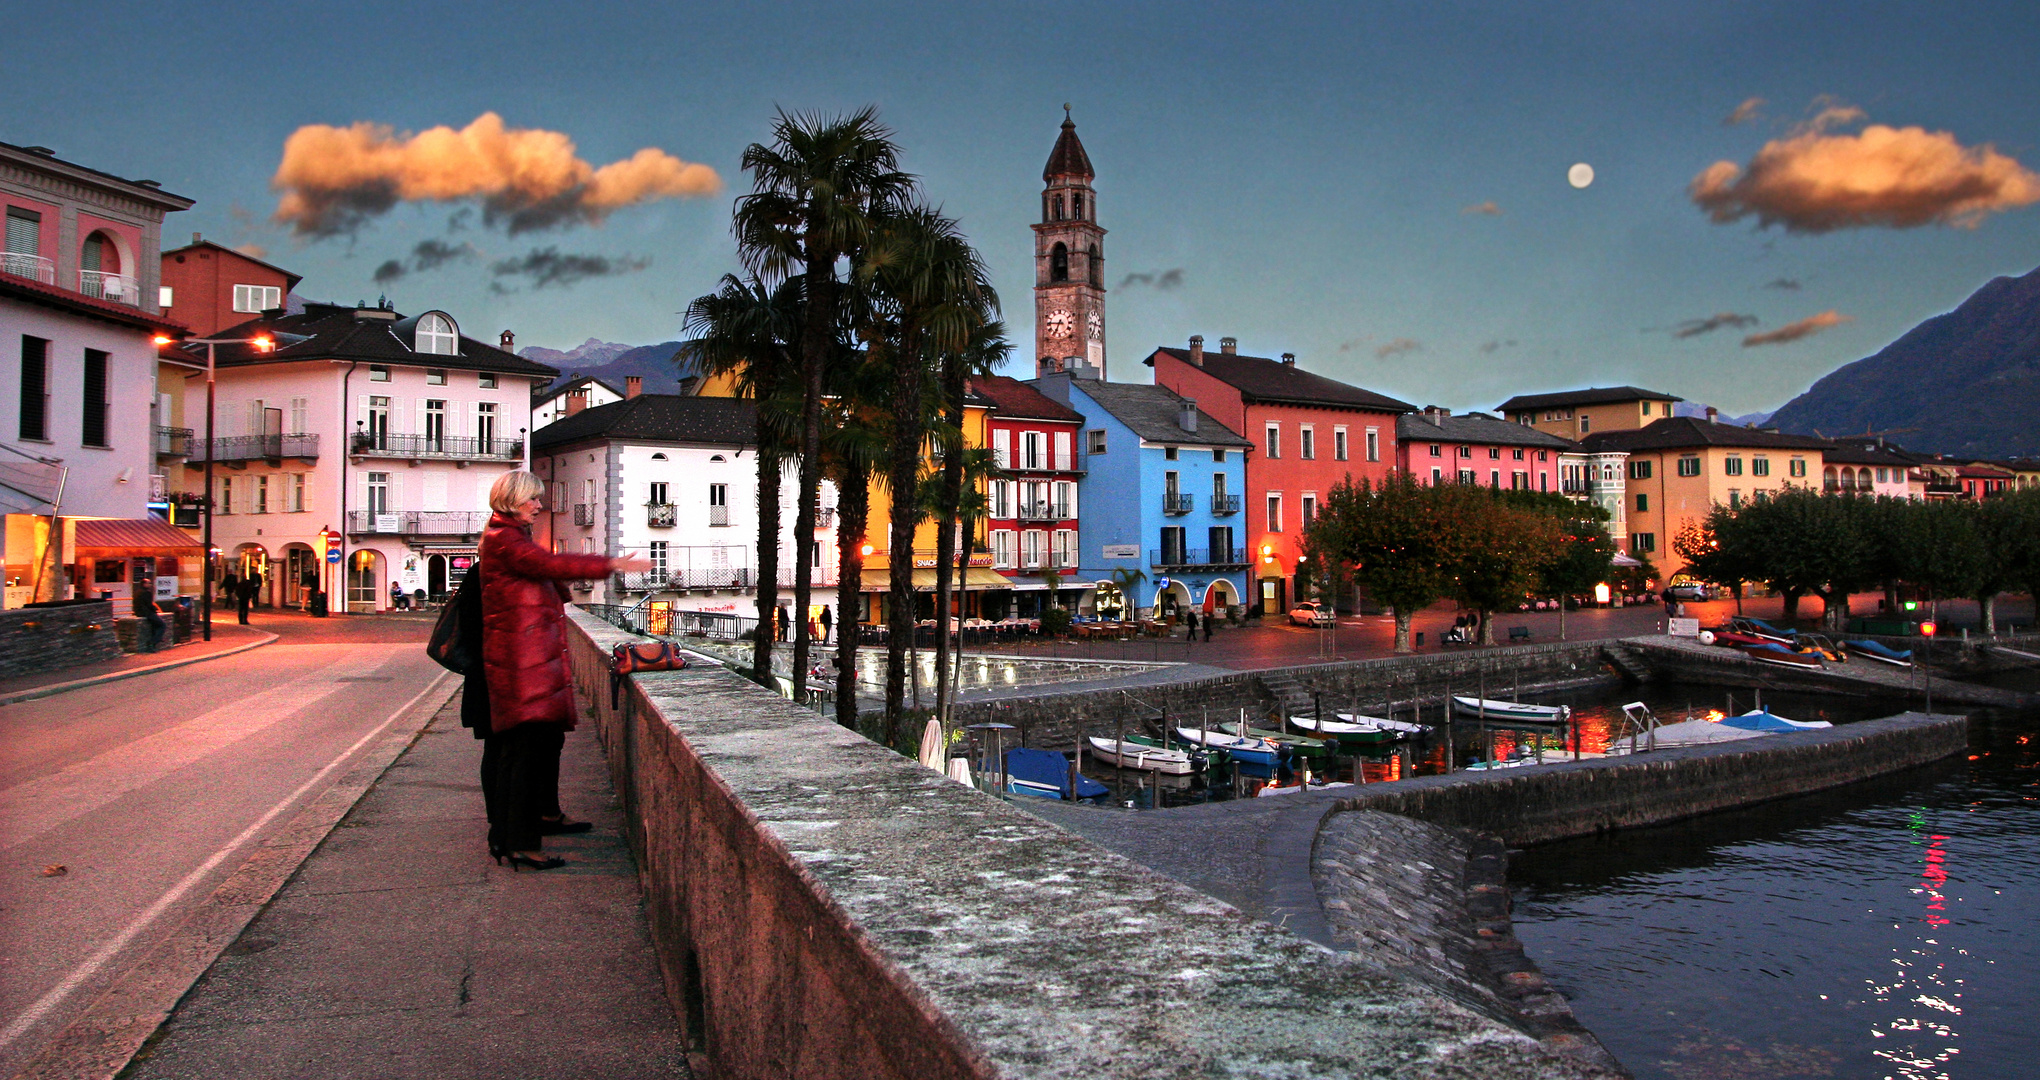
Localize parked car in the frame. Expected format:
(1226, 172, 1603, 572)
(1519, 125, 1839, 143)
(1664, 583, 1710, 602)
(1288, 601, 1335, 627)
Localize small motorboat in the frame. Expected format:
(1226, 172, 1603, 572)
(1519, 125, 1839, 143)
(1733, 617, 1798, 644)
(1087, 736, 1197, 775)
(1174, 726, 1280, 766)
(998, 747, 1109, 800)
(1846, 639, 1913, 667)
(1451, 695, 1570, 724)
(1703, 627, 1769, 648)
(1286, 715, 1403, 746)
(1334, 712, 1430, 736)
(1124, 732, 1226, 770)
(1720, 709, 1831, 732)
(1245, 726, 1330, 758)
(1739, 642, 1824, 669)
(1792, 633, 1848, 662)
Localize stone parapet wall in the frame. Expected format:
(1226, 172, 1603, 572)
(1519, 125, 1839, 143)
(0, 601, 121, 680)
(563, 611, 1612, 1079)
(1330, 710, 1967, 847)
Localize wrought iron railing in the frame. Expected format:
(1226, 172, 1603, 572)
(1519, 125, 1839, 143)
(647, 503, 677, 527)
(154, 426, 192, 456)
(709, 504, 730, 526)
(1, 252, 54, 284)
(1149, 547, 1247, 569)
(349, 431, 523, 460)
(1162, 493, 1194, 514)
(1017, 502, 1071, 522)
(1210, 494, 1240, 515)
(573, 503, 596, 526)
(346, 510, 492, 535)
(188, 433, 319, 462)
(78, 270, 140, 305)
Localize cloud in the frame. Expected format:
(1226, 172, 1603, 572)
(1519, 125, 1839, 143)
(1116, 268, 1184, 289)
(1375, 338, 1422, 359)
(489, 247, 650, 290)
(1724, 97, 1765, 126)
(1670, 312, 1759, 339)
(1690, 104, 2040, 231)
(1742, 310, 1851, 346)
(1762, 277, 1802, 290)
(272, 112, 722, 237)
(1461, 201, 1502, 215)
(235, 243, 269, 260)
(410, 238, 477, 271)
(1477, 338, 1518, 354)
(371, 259, 407, 285)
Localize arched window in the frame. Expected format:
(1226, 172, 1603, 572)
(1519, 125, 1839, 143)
(1072, 192, 1085, 219)
(1087, 244, 1102, 287)
(1053, 195, 1064, 221)
(1824, 466, 1837, 490)
(1043, 194, 1052, 222)
(1049, 243, 1069, 283)
(416, 313, 458, 355)
(1859, 467, 1873, 489)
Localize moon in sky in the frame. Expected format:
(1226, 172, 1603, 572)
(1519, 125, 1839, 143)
(1568, 162, 1595, 189)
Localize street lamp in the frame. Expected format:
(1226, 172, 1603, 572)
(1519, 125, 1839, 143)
(162, 334, 273, 640)
(1919, 620, 1937, 717)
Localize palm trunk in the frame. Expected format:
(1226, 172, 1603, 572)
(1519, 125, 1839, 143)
(752, 441, 781, 683)
(931, 384, 965, 724)
(835, 460, 869, 729)
(790, 254, 832, 703)
(884, 337, 926, 746)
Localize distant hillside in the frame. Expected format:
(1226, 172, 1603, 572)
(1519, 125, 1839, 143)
(1674, 402, 1773, 427)
(522, 340, 699, 397)
(1769, 265, 2040, 458)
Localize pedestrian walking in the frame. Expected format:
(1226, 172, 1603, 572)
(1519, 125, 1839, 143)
(1184, 609, 1198, 641)
(478, 471, 650, 872)
(235, 574, 255, 624)
(818, 604, 832, 645)
(1203, 612, 1213, 641)
(221, 569, 239, 608)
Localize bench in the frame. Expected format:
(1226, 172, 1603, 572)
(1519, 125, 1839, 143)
(1507, 626, 1532, 642)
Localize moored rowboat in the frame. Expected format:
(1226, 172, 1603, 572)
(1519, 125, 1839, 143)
(1086, 736, 1197, 775)
(1174, 727, 1280, 766)
(1286, 715, 1403, 745)
(1451, 696, 1570, 724)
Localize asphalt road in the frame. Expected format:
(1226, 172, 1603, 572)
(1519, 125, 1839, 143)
(0, 611, 449, 1077)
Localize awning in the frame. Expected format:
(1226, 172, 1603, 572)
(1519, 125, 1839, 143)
(1610, 552, 1642, 567)
(73, 517, 204, 550)
(858, 567, 1015, 593)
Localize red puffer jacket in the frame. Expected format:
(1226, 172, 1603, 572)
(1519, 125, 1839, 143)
(478, 513, 614, 734)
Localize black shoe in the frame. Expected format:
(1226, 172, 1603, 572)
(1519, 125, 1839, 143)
(507, 852, 565, 872)
(537, 817, 593, 835)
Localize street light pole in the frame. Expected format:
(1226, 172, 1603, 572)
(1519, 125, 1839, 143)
(172, 334, 274, 641)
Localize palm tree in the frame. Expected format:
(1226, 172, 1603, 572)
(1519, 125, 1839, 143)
(929, 324, 1008, 726)
(733, 107, 914, 703)
(821, 345, 889, 730)
(682, 273, 802, 680)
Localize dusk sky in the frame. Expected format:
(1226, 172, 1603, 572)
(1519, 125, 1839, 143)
(15, 1, 2039, 416)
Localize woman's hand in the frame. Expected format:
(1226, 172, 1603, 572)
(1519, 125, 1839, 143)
(612, 553, 654, 573)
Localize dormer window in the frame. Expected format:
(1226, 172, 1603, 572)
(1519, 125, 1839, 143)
(416, 313, 457, 355)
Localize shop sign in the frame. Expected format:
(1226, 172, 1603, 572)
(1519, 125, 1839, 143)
(1101, 544, 1138, 559)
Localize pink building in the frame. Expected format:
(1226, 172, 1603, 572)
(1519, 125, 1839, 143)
(1395, 407, 1574, 492)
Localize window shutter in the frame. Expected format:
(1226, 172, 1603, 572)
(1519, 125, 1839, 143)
(993, 429, 1010, 469)
(1053, 431, 1070, 471)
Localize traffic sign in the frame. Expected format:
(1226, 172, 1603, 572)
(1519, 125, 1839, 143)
(327, 548, 342, 564)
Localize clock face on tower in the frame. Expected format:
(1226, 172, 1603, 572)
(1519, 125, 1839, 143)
(1044, 308, 1074, 339)
(1086, 311, 1103, 341)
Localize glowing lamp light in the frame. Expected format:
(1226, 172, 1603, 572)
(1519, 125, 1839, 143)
(1593, 583, 1611, 605)
(1920, 621, 1937, 638)
(860, 544, 874, 557)
(1904, 600, 1919, 611)
(152, 334, 174, 346)
(252, 336, 275, 352)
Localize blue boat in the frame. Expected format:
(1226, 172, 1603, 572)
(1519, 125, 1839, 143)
(1739, 617, 1798, 643)
(1174, 726, 1281, 766)
(998, 747, 1110, 800)
(1721, 709, 1832, 732)
(1846, 639, 1913, 667)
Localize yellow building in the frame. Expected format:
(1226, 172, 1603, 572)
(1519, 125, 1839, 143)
(1579, 417, 1828, 580)
(1497, 386, 1683, 441)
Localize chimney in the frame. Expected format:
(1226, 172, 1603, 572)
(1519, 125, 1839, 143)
(1219, 336, 1237, 355)
(625, 376, 642, 400)
(566, 389, 588, 416)
(1178, 397, 1199, 434)
(500, 329, 516, 351)
(192, 232, 202, 245)
(1188, 335, 1204, 366)
(1280, 352, 1296, 366)
(1705, 406, 1718, 424)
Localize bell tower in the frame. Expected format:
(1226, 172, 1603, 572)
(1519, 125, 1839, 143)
(1034, 106, 1108, 379)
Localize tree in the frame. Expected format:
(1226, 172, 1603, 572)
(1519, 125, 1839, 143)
(682, 274, 802, 682)
(821, 347, 888, 730)
(1446, 487, 1559, 644)
(734, 107, 914, 704)
(1991, 489, 2040, 625)
(929, 325, 1007, 726)
(1735, 490, 1874, 629)
(1535, 501, 1617, 636)
(1672, 505, 1759, 615)
(1310, 474, 1461, 653)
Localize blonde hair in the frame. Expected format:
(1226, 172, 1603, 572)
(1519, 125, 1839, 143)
(489, 470, 546, 514)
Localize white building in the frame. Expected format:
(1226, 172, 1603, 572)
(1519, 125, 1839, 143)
(531, 373, 627, 430)
(531, 394, 839, 634)
(165, 302, 556, 611)
(2, 141, 195, 610)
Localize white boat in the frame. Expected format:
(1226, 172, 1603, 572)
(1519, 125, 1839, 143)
(1333, 712, 1430, 735)
(1087, 736, 1197, 775)
(1462, 756, 1539, 770)
(1286, 715, 1404, 745)
(1254, 780, 1356, 797)
(1174, 727, 1281, 765)
(1451, 695, 1570, 724)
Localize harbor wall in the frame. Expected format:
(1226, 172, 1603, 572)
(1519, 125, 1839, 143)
(561, 610, 1617, 1080)
(1329, 710, 1968, 847)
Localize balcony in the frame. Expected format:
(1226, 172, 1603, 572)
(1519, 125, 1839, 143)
(1210, 493, 1240, 515)
(1162, 493, 1194, 515)
(181, 433, 319, 466)
(350, 431, 523, 461)
(2, 252, 54, 285)
(709, 505, 731, 527)
(347, 510, 492, 536)
(154, 426, 193, 457)
(813, 506, 835, 528)
(647, 503, 677, 528)
(1017, 502, 1071, 523)
(78, 270, 141, 306)
(618, 567, 753, 592)
(1149, 547, 1249, 571)
(1004, 457, 1084, 476)
(574, 503, 596, 527)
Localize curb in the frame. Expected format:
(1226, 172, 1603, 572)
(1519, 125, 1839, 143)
(10, 670, 460, 1080)
(0, 633, 279, 707)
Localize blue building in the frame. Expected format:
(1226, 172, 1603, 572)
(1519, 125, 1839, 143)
(1034, 368, 1253, 620)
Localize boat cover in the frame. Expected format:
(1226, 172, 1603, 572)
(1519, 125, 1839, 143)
(1721, 709, 1832, 732)
(1005, 747, 1108, 799)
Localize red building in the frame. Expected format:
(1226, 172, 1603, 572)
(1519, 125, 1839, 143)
(1147, 336, 1413, 614)
(1395, 407, 1575, 492)
(972, 374, 1086, 616)
(159, 237, 301, 337)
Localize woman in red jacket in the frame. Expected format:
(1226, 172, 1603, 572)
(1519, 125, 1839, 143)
(480, 471, 649, 871)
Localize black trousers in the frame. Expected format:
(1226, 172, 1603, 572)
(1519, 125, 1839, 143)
(482, 722, 566, 853)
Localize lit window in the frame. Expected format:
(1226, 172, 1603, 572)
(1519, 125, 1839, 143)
(232, 284, 281, 313)
(416, 313, 458, 355)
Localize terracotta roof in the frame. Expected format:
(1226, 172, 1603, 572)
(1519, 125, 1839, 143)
(533, 395, 757, 450)
(0, 273, 189, 336)
(1496, 386, 1683, 412)
(1578, 416, 1830, 453)
(970, 375, 1084, 423)
(1147, 347, 1415, 413)
(1069, 381, 1254, 448)
(171, 303, 556, 378)
(1043, 115, 1094, 180)
(1821, 440, 1926, 467)
(1397, 411, 1578, 450)
(74, 517, 203, 550)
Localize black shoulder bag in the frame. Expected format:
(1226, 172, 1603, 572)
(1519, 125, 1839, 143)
(426, 567, 484, 674)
